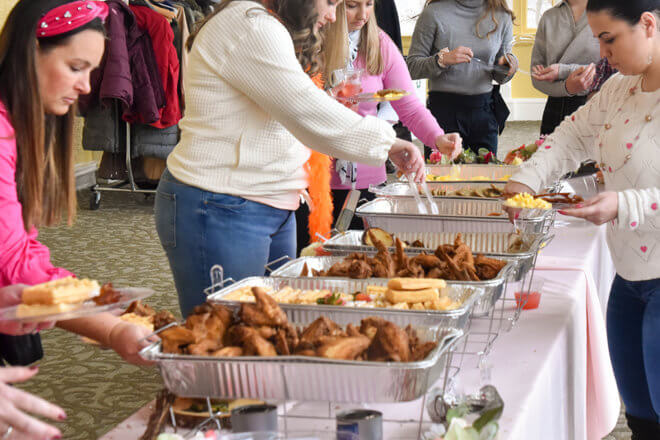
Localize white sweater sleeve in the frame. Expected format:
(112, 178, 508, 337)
(510, 76, 617, 192)
(207, 11, 394, 167)
(618, 188, 660, 232)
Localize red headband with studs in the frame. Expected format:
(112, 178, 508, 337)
(37, 1, 109, 38)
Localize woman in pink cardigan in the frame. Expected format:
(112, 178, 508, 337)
(322, 0, 463, 228)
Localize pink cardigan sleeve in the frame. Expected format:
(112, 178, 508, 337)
(0, 108, 73, 287)
(379, 32, 444, 148)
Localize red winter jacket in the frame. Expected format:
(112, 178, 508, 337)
(129, 5, 181, 129)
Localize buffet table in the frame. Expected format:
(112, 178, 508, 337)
(102, 220, 620, 440)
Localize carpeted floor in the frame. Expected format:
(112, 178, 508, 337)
(14, 121, 631, 439)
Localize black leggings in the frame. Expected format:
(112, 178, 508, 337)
(540, 95, 587, 136)
(427, 91, 499, 159)
(294, 189, 376, 256)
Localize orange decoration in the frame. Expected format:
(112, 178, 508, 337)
(304, 74, 334, 244)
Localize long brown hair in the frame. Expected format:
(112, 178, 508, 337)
(0, 0, 104, 230)
(426, 0, 516, 39)
(323, 1, 384, 81)
(187, 0, 323, 75)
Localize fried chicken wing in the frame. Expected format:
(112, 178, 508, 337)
(160, 326, 196, 354)
(359, 317, 386, 340)
(410, 253, 444, 270)
(152, 310, 177, 330)
(274, 328, 291, 355)
(211, 346, 243, 357)
(367, 321, 410, 362)
(239, 287, 287, 327)
(124, 300, 155, 317)
(348, 260, 373, 279)
(230, 325, 277, 357)
(298, 316, 344, 349)
(316, 335, 371, 360)
(474, 254, 507, 280)
(188, 338, 222, 356)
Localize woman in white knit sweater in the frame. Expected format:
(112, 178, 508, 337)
(506, 0, 660, 436)
(153, 0, 424, 317)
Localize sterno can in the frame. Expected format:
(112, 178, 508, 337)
(336, 409, 383, 440)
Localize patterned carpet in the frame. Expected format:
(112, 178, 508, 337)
(13, 122, 631, 439)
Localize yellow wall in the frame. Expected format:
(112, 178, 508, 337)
(512, 0, 548, 99)
(0, 1, 99, 165)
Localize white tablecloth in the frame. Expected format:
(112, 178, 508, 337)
(539, 220, 616, 314)
(102, 215, 620, 440)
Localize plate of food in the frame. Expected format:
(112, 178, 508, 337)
(503, 192, 584, 210)
(0, 277, 155, 323)
(337, 89, 410, 103)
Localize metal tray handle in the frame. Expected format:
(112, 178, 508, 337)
(264, 255, 293, 274)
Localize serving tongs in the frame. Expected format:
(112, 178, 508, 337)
(407, 179, 429, 215)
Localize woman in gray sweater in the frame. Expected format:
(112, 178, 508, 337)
(531, 0, 601, 135)
(407, 0, 517, 156)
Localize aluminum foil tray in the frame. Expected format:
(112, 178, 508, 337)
(356, 198, 554, 235)
(370, 182, 506, 200)
(370, 181, 562, 201)
(322, 231, 548, 282)
(207, 277, 480, 332)
(140, 327, 462, 402)
(270, 256, 515, 317)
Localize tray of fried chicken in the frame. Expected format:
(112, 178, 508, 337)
(208, 276, 479, 331)
(355, 197, 555, 235)
(322, 230, 550, 282)
(140, 289, 462, 402)
(271, 231, 514, 316)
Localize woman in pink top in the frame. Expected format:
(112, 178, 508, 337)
(321, 0, 462, 228)
(0, 0, 155, 379)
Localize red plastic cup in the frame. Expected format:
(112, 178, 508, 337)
(514, 278, 545, 310)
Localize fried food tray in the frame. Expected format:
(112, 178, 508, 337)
(270, 256, 515, 317)
(140, 327, 462, 402)
(207, 276, 480, 332)
(322, 231, 550, 282)
(355, 198, 554, 235)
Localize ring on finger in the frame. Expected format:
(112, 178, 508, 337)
(1, 425, 13, 440)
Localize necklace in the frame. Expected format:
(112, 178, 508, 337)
(598, 77, 660, 174)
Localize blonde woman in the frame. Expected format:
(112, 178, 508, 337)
(407, 0, 517, 156)
(318, 0, 462, 231)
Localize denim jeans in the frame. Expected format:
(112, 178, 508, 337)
(607, 274, 660, 422)
(154, 169, 296, 317)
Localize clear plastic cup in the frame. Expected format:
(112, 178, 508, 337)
(514, 277, 545, 310)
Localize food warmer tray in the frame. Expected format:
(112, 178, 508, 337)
(370, 181, 563, 201)
(355, 198, 555, 235)
(370, 181, 506, 200)
(322, 231, 551, 282)
(269, 256, 516, 317)
(140, 327, 462, 403)
(207, 276, 480, 332)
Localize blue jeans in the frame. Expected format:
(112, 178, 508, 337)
(607, 274, 660, 422)
(154, 169, 296, 317)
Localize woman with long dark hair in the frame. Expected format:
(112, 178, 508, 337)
(155, 0, 425, 317)
(506, 0, 660, 436)
(0, 0, 155, 365)
(0, 1, 159, 437)
(407, 0, 518, 156)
